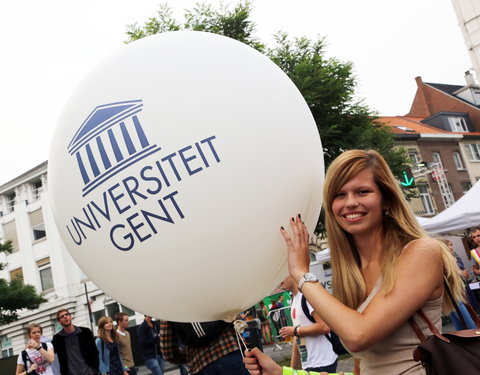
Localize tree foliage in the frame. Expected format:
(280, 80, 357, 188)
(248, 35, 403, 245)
(0, 240, 46, 325)
(124, 1, 414, 232)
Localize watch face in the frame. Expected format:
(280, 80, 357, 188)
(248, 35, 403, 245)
(304, 273, 318, 282)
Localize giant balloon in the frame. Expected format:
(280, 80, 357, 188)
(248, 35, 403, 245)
(48, 31, 323, 321)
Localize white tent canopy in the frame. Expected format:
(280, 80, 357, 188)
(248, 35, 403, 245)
(420, 180, 480, 234)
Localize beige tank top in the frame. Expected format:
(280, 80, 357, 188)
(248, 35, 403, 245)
(352, 280, 442, 375)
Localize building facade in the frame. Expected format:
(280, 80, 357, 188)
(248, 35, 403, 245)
(0, 162, 141, 358)
(378, 115, 480, 216)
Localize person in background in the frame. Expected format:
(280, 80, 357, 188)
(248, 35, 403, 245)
(96, 317, 128, 375)
(279, 276, 338, 373)
(468, 226, 480, 309)
(16, 324, 55, 375)
(437, 237, 476, 329)
(159, 320, 247, 375)
(469, 226, 480, 269)
(244, 149, 465, 375)
(137, 316, 164, 375)
(257, 301, 273, 345)
(52, 309, 99, 375)
(115, 313, 137, 375)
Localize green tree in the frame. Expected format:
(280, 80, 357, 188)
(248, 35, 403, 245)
(0, 240, 46, 325)
(125, 1, 414, 231)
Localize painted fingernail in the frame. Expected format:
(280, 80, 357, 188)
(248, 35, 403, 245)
(291, 217, 294, 222)
(298, 213, 301, 219)
(280, 226, 284, 230)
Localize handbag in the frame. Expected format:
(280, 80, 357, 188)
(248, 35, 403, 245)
(408, 279, 480, 375)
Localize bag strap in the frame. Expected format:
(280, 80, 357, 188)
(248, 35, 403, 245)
(300, 295, 315, 324)
(409, 309, 450, 343)
(324, 331, 334, 344)
(21, 350, 29, 370)
(408, 276, 480, 342)
(407, 316, 426, 342)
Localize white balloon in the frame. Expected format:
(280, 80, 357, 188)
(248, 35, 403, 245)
(48, 31, 323, 322)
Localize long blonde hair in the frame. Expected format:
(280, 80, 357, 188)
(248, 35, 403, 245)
(97, 316, 118, 343)
(323, 150, 464, 313)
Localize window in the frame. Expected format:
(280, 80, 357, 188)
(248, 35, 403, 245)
(120, 304, 135, 317)
(432, 152, 444, 169)
(465, 144, 480, 161)
(93, 303, 136, 327)
(452, 152, 465, 170)
(106, 303, 120, 318)
(448, 117, 468, 132)
(32, 180, 43, 201)
(461, 181, 472, 194)
(418, 185, 435, 214)
(2, 221, 19, 252)
(0, 335, 13, 358)
(6, 192, 15, 213)
(408, 152, 421, 165)
(37, 258, 54, 291)
(33, 224, 46, 240)
(10, 267, 24, 283)
(30, 209, 46, 241)
(439, 183, 455, 208)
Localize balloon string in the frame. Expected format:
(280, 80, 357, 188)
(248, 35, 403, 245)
(234, 326, 249, 358)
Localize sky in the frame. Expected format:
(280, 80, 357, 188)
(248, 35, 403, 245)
(0, 0, 473, 185)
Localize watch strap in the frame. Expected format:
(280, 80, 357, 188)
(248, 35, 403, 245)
(298, 273, 318, 293)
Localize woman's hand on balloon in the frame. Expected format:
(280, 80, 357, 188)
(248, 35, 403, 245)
(280, 215, 311, 283)
(243, 348, 282, 375)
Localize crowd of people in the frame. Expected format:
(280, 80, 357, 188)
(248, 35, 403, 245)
(13, 150, 480, 375)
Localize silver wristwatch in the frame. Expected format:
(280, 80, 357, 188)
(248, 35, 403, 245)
(298, 272, 319, 292)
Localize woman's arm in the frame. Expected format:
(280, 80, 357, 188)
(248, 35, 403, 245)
(95, 338, 108, 375)
(290, 339, 301, 369)
(38, 344, 54, 363)
(282, 217, 444, 352)
(16, 363, 38, 375)
(16, 363, 25, 375)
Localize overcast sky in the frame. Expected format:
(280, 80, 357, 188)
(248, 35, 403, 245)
(0, 0, 473, 185)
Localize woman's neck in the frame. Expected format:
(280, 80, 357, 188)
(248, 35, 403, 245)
(354, 229, 383, 283)
(354, 227, 383, 262)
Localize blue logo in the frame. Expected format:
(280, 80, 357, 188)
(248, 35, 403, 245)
(67, 100, 161, 197)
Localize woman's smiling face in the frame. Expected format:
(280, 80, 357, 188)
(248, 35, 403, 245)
(331, 168, 385, 238)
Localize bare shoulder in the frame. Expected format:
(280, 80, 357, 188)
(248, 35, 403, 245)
(400, 237, 443, 264)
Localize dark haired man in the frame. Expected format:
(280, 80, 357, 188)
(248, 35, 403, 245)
(52, 309, 99, 375)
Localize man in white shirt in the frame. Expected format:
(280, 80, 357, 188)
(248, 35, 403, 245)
(279, 276, 338, 373)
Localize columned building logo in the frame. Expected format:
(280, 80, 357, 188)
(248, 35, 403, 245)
(67, 100, 161, 197)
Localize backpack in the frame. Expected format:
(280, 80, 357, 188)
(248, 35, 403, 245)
(171, 320, 230, 348)
(22, 342, 48, 375)
(300, 295, 348, 356)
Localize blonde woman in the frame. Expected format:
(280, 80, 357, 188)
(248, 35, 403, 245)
(244, 150, 464, 375)
(16, 324, 54, 375)
(96, 317, 128, 375)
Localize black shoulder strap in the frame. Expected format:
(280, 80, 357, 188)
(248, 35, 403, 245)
(301, 295, 316, 324)
(42, 342, 48, 351)
(21, 350, 29, 369)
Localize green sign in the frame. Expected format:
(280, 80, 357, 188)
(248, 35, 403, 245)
(400, 170, 414, 187)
